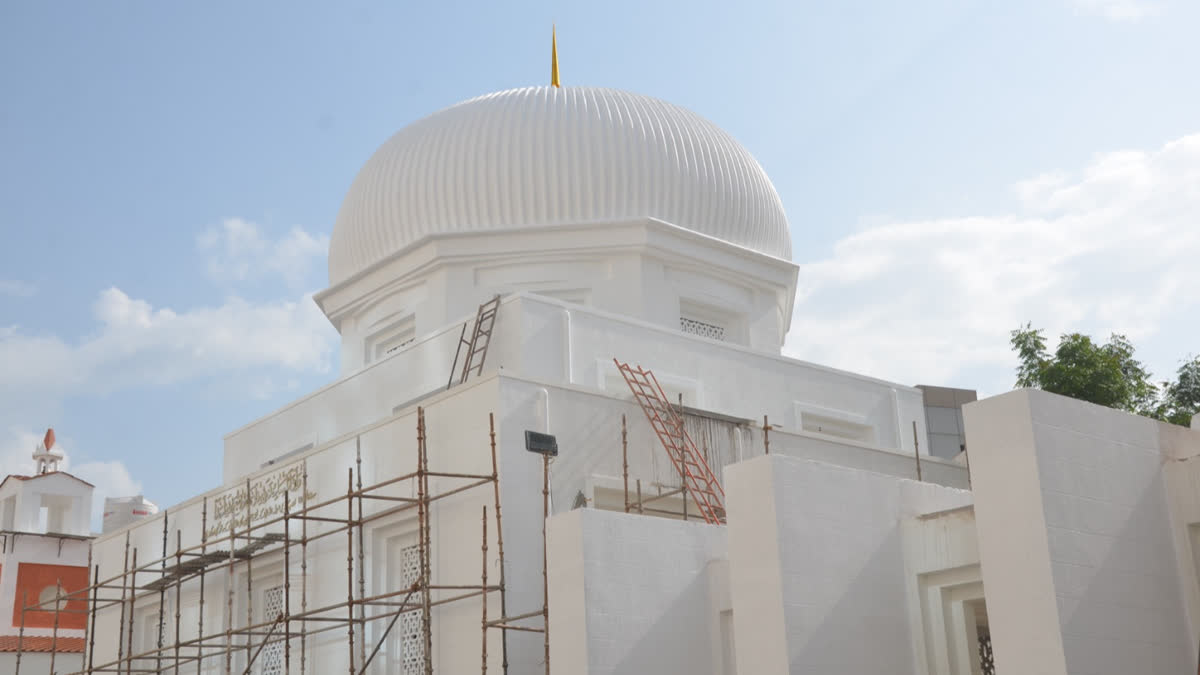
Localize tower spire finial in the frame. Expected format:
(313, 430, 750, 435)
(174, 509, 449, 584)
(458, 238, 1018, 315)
(551, 25, 561, 88)
(32, 427, 63, 474)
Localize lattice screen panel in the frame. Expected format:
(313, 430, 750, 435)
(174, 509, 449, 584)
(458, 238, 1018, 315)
(399, 543, 424, 674)
(385, 337, 416, 356)
(978, 630, 995, 675)
(680, 316, 726, 341)
(260, 585, 285, 675)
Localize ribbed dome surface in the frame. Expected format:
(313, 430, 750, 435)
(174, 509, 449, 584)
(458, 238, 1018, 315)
(329, 86, 791, 284)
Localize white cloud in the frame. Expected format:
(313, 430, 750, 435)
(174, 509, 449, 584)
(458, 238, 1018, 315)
(0, 287, 336, 402)
(0, 218, 336, 527)
(0, 428, 42, 478)
(0, 427, 142, 533)
(73, 459, 143, 532)
(198, 218, 329, 287)
(0, 283, 335, 521)
(1071, 0, 1159, 21)
(0, 280, 36, 297)
(785, 133, 1200, 395)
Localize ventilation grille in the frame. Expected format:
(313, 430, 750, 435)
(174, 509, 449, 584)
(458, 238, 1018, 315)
(384, 337, 416, 356)
(369, 315, 417, 363)
(978, 630, 994, 675)
(399, 543, 424, 674)
(680, 316, 725, 341)
(261, 585, 285, 675)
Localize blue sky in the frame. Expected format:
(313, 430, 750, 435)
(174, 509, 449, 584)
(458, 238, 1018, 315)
(2, 0, 1198, 523)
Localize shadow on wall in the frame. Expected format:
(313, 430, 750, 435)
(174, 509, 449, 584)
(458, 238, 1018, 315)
(611, 566, 714, 673)
(1056, 470, 1192, 674)
(788, 528, 916, 673)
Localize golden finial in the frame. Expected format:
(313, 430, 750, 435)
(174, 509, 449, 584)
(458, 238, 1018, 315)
(551, 25, 561, 88)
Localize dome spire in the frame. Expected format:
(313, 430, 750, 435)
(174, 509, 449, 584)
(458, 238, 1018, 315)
(551, 25, 561, 88)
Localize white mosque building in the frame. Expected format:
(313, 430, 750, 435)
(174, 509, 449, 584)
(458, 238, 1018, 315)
(76, 51, 1200, 675)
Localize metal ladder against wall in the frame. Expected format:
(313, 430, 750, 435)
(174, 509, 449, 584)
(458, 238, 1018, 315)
(613, 358, 727, 524)
(447, 294, 502, 390)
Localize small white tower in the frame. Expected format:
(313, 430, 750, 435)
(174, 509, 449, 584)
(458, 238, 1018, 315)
(31, 428, 64, 474)
(101, 495, 159, 534)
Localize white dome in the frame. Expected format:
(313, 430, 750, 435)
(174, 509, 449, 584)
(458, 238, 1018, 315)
(329, 86, 791, 285)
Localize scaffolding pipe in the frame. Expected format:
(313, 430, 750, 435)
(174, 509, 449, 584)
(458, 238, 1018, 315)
(197, 497, 208, 675)
(622, 414, 630, 513)
(157, 511, 168, 675)
(355, 587, 418, 675)
(55, 410, 514, 675)
(81, 544, 92, 672)
(678, 395, 688, 521)
(174, 530, 183, 675)
(913, 421, 923, 482)
(964, 443, 973, 489)
(244, 478, 253, 673)
(346, 468, 356, 675)
(301, 466, 309, 675)
(283, 490, 292, 675)
(126, 547, 137, 675)
(356, 439, 367, 672)
(489, 412, 510, 675)
(482, 505, 489, 674)
(116, 531, 130, 671)
(15, 590, 26, 674)
(49, 579, 62, 675)
(225, 524, 235, 675)
(542, 453, 550, 675)
(238, 614, 283, 675)
(419, 407, 434, 675)
(88, 564, 100, 671)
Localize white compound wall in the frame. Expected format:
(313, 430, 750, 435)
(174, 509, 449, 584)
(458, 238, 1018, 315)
(723, 454, 971, 674)
(546, 509, 728, 675)
(966, 389, 1198, 675)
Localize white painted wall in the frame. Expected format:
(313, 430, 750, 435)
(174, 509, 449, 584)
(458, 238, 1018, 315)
(0, 473, 92, 537)
(225, 293, 932, 482)
(759, 422, 967, 489)
(522, 295, 929, 455)
(1162, 416, 1200, 659)
(0, 651, 83, 673)
(316, 219, 798, 373)
(900, 505, 984, 675)
(92, 378, 521, 674)
(493, 377, 967, 524)
(99, 364, 965, 675)
(965, 389, 1196, 675)
(544, 459, 971, 675)
(724, 454, 970, 674)
(546, 509, 727, 675)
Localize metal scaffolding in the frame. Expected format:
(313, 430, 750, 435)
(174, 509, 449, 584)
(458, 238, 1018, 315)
(613, 359, 727, 524)
(14, 407, 549, 675)
(613, 357, 932, 520)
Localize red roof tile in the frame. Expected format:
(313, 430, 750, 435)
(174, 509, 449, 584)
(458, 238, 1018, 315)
(0, 635, 85, 652)
(0, 471, 95, 490)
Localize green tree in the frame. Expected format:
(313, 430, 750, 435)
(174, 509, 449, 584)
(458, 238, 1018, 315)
(1009, 325, 1196, 424)
(1161, 356, 1200, 425)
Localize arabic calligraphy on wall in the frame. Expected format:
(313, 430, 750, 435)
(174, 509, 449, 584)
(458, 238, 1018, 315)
(206, 463, 317, 539)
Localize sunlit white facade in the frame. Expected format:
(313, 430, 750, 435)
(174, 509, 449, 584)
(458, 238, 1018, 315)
(85, 83, 1200, 675)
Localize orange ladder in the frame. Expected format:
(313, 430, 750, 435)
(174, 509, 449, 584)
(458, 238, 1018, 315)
(447, 295, 501, 390)
(613, 358, 726, 524)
